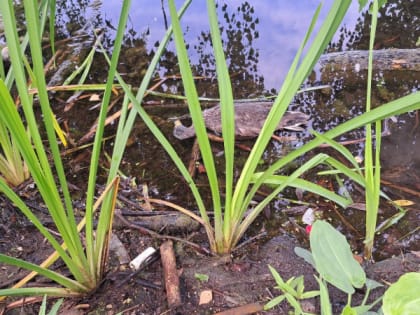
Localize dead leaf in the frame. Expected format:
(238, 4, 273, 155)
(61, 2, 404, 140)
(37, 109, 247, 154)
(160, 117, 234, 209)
(89, 93, 101, 101)
(390, 199, 414, 207)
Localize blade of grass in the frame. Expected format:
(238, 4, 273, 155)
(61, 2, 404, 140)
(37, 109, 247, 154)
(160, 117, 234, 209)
(0, 255, 88, 294)
(232, 87, 419, 246)
(364, 0, 381, 259)
(169, 0, 222, 243)
(249, 92, 420, 220)
(0, 287, 81, 298)
(48, 0, 56, 61)
(233, 1, 352, 230)
(206, 0, 235, 251)
(0, 178, 87, 284)
(8, 176, 122, 291)
(235, 153, 335, 245)
(311, 130, 364, 177)
(84, 0, 131, 279)
(252, 174, 351, 208)
(22, 0, 87, 268)
(91, 0, 217, 248)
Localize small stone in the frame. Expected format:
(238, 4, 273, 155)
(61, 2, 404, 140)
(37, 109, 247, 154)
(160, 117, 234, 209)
(301, 300, 316, 313)
(199, 290, 213, 305)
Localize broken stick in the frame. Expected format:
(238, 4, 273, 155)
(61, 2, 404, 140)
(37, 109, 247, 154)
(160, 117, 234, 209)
(160, 240, 182, 308)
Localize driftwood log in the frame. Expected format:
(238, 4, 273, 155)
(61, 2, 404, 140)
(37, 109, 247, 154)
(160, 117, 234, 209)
(318, 48, 420, 72)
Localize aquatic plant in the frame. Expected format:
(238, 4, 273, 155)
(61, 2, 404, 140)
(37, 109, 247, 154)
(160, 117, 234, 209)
(0, 7, 31, 187)
(162, 0, 420, 254)
(0, 0, 194, 299)
(0, 116, 29, 186)
(310, 0, 408, 260)
(0, 0, 127, 297)
(267, 220, 420, 314)
(362, 0, 382, 260)
(0, 0, 66, 187)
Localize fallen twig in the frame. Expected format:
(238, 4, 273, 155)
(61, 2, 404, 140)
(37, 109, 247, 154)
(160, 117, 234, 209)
(160, 240, 182, 308)
(114, 209, 211, 255)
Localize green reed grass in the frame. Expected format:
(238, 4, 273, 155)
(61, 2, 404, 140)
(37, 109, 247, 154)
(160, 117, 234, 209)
(313, 0, 394, 260)
(162, 0, 420, 254)
(363, 0, 382, 260)
(0, 0, 193, 299)
(0, 121, 29, 186)
(0, 0, 66, 186)
(0, 0, 130, 297)
(167, 0, 347, 253)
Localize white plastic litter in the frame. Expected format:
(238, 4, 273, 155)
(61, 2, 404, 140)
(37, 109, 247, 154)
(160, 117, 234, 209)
(129, 247, 156, 270)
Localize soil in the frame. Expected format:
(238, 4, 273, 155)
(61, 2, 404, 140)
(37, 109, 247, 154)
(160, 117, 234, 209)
(0, 105, 419, 315)
(0, 98, 419, 315)
(1, 33, 419, 315)
(1, 181, 419, 315)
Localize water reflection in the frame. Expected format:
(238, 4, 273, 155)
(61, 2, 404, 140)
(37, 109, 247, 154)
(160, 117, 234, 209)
(330, 0, 419, 51)
(50, 0, 420, 162)
(55, 0, 362, 91)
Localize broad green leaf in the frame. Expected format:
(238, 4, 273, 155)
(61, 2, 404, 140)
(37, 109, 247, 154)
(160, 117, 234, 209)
(353, 304, 381, 315)
(341, 305, 357, 315)
(310, 221, 366, 294)
(382, 272, 420, 315)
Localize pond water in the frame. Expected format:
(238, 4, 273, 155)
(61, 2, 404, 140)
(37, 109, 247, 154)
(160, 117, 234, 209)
(51, 0, 420, 257)
(74, 0, 364, 90)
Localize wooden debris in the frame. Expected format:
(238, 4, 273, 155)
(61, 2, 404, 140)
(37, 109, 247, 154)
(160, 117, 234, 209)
(318, 48, 420, 73)
(160, 240, 182, 308)
(188, 138, 200, 177)
(213, 302, 264, 315)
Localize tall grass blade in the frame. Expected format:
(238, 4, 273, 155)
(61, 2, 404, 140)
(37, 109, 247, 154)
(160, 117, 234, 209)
(22, 0, 86, 267)
(0, 0, 134, 298)
(84, 0, 131, 280)
(169, 0, 221, 250)
(364, 0, 381, 259)
(206, 0, 235, 251)
(234, 0, 352, 227)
